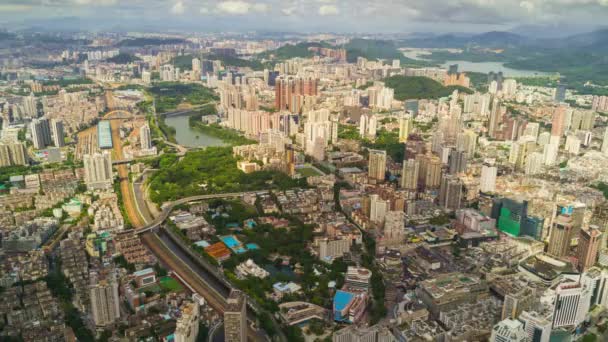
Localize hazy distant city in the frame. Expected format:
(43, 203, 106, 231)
(2, 1, 608, 342)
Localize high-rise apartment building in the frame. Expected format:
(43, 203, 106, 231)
(30, 118, 52, 149)
(50, 119, 65, 147)
(175, 301, 200, 342)
(140, 123, 152, 150)
(401, 158, 419, 191)
(398, 115, 411, 143)
(274, 75, 318, 112)
(439, 174, 462, 210)
(368, 149, 387, 182)
(224, 290, 246, 342)
(89, 272, 120, 327)
(0, 142, 27, 167)
(83, 151, 113, 190)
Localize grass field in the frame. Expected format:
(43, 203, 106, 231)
(159, 276, 184, 292)
(297, 165, 323, 178)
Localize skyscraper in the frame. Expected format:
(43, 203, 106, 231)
(140, 123, 152, 150)
(83, 151, 113, 190)
(548, 215, 574, 258)
(30, 118, 52, 149)
(490, 318, 527, 342)
(175, 301, 200, 342)
(448, 149, 468, 175)
(554, 82, 567, 103)
(480, 162, 497, 193)
(578, 227, 602, 271)
(274, 75, 318, 112)
(89, 272, 120, 327)
(368, 149, 387, 183)
(224, 290, 246, 342)
(400, 158, 419, 191)
(439, 174, 462, 210)
(50, 119, 65, 147)
(518, 311, 552, 342)
(551, 106, 567, 137)
(398, 114, 411, 143)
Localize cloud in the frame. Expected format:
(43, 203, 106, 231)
(281, 6, 296, 15)
(0, 4, 33, 11)
(200, 7, 210, 14)
(216, 1, 251, 14)
(170, 1, 185, 15)
(318, 4, 339, 16)
(252, 3, 269, 12)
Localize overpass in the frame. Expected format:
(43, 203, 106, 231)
(103, 109, 136, 120)
(135, 191, 268, 234)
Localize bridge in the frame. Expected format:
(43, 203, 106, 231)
(103, 109, 136, 120)
(135, 191, 268, 234)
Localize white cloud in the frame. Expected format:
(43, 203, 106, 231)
(252, 3, 269, 12)
(170, 1, 185, 15)
(200, 7, 210, 14)
(281, 6, 296, 15)
(215, 1, 268, 15)
(520, 1, 535, 12)
(216, 1, 251, 14)
(318, 4, 339, 16)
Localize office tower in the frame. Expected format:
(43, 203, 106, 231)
(438, 174, 462, 210)
(548, 215, 574, 258)
(175, 301, 200, 342)
(50, 119, 65, 147)
(518, 311, 552, 342)
(551, 106, 567, 137)
(401, 159, 419, 191)
(368, 149, 387, 182)
(140, 123, 152, 150)
(492, 198, 544, 239)
(83, 151, 113, 190)
(448, 149, 467, 174)
(89, 272, 120, 326)
(480, 162, 497, 193)
(578, 227, 602, 271)
(224, 290, 246, 342)
(548, 280, 590, 329)
(554, 82, 567, 103)
(30, 118, 52, 149)
(490, 318, 526, 342)
(398, 114, 411, 143)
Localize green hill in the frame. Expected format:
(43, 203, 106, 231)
(106, 53, 141, 64)
(384, 75, 473, 100)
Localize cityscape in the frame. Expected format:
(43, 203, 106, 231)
(2, 1, 608, 342)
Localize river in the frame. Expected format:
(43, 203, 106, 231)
(164, 114, 226, 148)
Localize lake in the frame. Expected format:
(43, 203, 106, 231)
(401, 48, 552, 77)
(440, 60, 553, 78)
(164, 114, 226, 148)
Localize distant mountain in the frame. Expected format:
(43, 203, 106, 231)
(401, 29, 608, 53)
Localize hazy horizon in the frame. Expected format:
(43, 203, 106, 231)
(1, 0, 607, 36)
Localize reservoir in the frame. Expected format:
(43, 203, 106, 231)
(164, 114, 226, 148)
(439, 60, 553, 78)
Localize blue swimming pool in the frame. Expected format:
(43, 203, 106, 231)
(246, 243, 260, 250)
(220, 235, 240, 248)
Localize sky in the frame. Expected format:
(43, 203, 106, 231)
(1, 0, 607, 34)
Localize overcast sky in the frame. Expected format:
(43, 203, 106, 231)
(1, 0, 607, 34)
